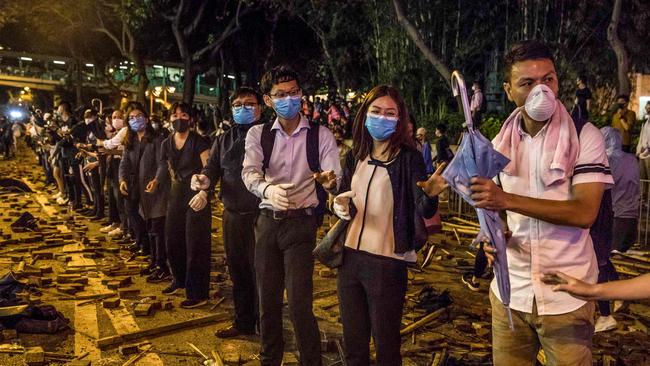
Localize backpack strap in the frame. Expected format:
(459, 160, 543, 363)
(306, 124, 321, 173)
(260, 122, 275, 173)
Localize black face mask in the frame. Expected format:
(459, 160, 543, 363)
(618, 103, 627, 109)
(173, 118, 190, 133)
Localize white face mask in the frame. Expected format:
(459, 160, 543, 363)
(524, 84, 557, 122)
(112, 118, 124, 130)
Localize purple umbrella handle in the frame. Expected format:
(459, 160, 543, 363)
(505, 306, 514, 331)
(451, 71, 474, 133)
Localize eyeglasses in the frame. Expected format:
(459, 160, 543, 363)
(232, 103, 257, 109)
(130, 113, 145, 119)
(269, 88, 302, 99)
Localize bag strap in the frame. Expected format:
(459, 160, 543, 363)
(261, 122, 275, 173)
(306, 124, 321, 173)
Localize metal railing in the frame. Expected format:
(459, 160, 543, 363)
(446, 180, 650, 248)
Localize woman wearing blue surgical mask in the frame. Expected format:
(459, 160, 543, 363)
(118, 103, 170, 281)
(332, 85, 448, 366)
(153, 101, 212, 309)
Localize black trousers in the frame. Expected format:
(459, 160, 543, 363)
(108, 161, 126, 228)
(473, 242, 488, 278)
(165, 180, 211, 300)
(255, 214, 321, 366)
(125, 197, 149, 253)
(107, 177, 119, 224)
(40, 150, 54, 185)
(89, 167, 104, 218)
(597, 261, 619, 316)
(223, 208, 258, 332)
(59, 157, 81, 208)
(337, 248, 407, 366)
(147, 216, 167, 270)
(613, 217, 638, 252)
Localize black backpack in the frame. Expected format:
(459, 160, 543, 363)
(260, 122, 328, 222)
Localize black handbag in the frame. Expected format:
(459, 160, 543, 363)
(313, 218, 349, 269)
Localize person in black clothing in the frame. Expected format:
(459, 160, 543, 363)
(192, 86, 263, 338)
(119, 102, 170, 281)
(55, 101, 85, 210)
(154, 102, 212, 308)
(76, 109, 107, 220)
(573, 76, 592, 121)
(0, 115, 13, 159)
(434, 124, 454, 165)
(117, 106, 150, 257)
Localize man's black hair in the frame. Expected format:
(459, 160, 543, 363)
(230, 86, 263, 105)
(503, 40, 554, 83)
(58, 101, 72, 112)
(260, 65, 301, 95)
(616, 94, 630, 103)
(436, 124, 447, 134)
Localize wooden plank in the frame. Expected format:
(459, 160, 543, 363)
(97, 312, 230, 349)
(102, 286, 164, 365)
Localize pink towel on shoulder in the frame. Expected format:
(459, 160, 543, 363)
(492, 101, 579, 187)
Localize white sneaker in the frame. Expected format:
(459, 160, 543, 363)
(100, 223, 117, 233)
(56, 197, 69, 205)
(594, 315, 618, 333)
(52, 192, 62, 199)
(613, 301, 625, 313)
(107, 227, 123, 237)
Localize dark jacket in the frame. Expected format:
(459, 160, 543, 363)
(435, 136, 454, 164)
(201, 124, 260, 214)
(119, 133, 169, 219)
(340, 146, 438, 254)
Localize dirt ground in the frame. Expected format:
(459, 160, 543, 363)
(0, 143, 649, 366)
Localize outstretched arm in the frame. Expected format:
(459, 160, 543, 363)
(545, 272, 650, 301)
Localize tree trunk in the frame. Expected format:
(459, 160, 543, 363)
(392, 0, 452, 86)
(183, 62, 196, 105)
(133, 55, 149, 105)
(319, 35, 343, 97)
(75, 61, 83, 107)
(607, 0, 631, 96)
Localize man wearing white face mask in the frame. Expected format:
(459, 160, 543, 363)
(470, 40, 613, 365)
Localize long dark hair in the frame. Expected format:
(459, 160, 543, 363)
(351, 85, 413, 160)
(123, 102, 154, 149)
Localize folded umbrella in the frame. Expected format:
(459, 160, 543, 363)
(441, 71, 514, 329)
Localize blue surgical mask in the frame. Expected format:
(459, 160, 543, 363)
(129, 116, 147, 132)
(272, 95, 301, 119)
(232, 106, 256, 125)
(365, 113, 398, 141)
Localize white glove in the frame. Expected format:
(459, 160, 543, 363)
(188, 190, 208, 212)
(191, 174, 211, 191)
(264, 183, 295, 211)
(333, 191, 355, 220)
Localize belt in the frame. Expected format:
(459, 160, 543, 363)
(260, 208, 315, 220)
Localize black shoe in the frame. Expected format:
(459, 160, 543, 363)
(180, 299, 208, 309)
(162, 283, 184, 295)
(140, 265, 155, 276)
(127, 243, 139, 252)
(147, 269, 171, 283)
(461, 273, 480, 292)
(480, 267, 494, 280)
(214, 325, 255, 339)
(136, 249, 150, 256)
